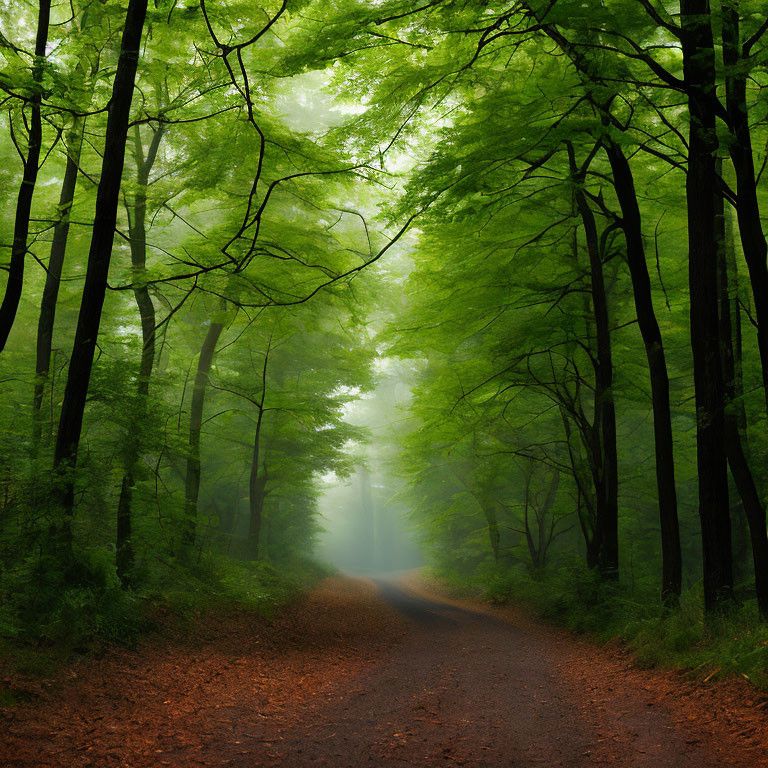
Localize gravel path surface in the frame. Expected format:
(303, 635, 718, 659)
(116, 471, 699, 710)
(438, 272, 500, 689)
(4, 574, 768, 767)
(232, 578, 749, 767)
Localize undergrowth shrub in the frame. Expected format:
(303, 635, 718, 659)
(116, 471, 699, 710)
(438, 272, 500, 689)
(0, 544, 329, 673)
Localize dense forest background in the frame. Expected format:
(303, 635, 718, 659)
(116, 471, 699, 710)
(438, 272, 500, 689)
(2, 0, 768, 679)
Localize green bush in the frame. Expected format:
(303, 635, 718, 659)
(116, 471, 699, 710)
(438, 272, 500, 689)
(1, 541, 328, 677)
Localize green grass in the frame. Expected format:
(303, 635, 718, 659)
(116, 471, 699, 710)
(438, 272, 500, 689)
(431, 559, 768, 690)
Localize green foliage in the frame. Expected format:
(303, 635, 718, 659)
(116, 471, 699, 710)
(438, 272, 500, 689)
(1, 0, 768, 697)
(0, 0, 392, 661)
(1, 547, 143, 651)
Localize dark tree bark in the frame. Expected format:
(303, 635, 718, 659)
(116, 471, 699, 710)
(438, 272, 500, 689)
(715, 167, 768, 619)
(537, 469, 560, 568)
(723, 195, 752, 584)
(52, 0, 148, 545)
(569, 144, 619, 580)
(680, 0, 733, 611)
(721, 4, 768, 416)
(33, 123, 84, 446)
(725, 207, 748, 440)
(476, 489, 501, 563)
(557, 191, 602, 571)
(604, 141, 682, 604)
(525, 0, 681, 602)
(523, 466, 560, 569)
(247, 456, 267, 559)
(579, 193, 619, 579)
(247, 337, 271, 559)
(0, 0, 51, 353)
(116, 124, 165, 586)
(561, 407, 599, 569)
(182, 317, 225, 549)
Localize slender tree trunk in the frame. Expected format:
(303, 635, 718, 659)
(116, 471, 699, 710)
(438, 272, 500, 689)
(720, 262, 768, 619)
(722, 4, 768, 416)
(116, 125, 165, 586)
(726, 205, 748, 439)
(33, 124, 84, 447)
(571, 155, 619, 580)
(529, 0, 683, 599)
(680, 0, 734, 612)
(725, 202, 752, 581)
(561, 191, 601, 570)
(539, 468, 560, 569)
(478, 489, 501, 562)
(604, 141, 682, 603)
(561, 406, 598, 567)
(0, 0, 51, 353)
(723, 424, 768, 619)
(716, 164, 768, 619)
(182, 317, 225, 549)
(245, 336, 271, 558)
(247, 458, 267, 559)
(523, 471, 538, 567)
(53, 0, 148, 550)
(247, 416, 266, 558)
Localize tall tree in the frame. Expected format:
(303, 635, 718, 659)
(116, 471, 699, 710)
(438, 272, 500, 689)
(182, 313, 225, 551)
(33, 123, 84, 445)
(53, 0, 149, 541)
(116, 123, 166, 584)
(680, 0, 734, 611)
(568, 142, 619, 580)
(721, 2, 768, 416)
(0, 0, 52, 352)
(247, 334, 271, 559)
(525, 5, 684, 602)
(715, 164, 768, 618)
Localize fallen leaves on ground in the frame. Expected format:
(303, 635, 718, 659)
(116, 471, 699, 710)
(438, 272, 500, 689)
(0, 576, 405, 768)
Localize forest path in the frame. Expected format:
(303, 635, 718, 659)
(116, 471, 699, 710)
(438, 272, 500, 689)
(3, 574, 768, 767)
(218, 574, 767, 768)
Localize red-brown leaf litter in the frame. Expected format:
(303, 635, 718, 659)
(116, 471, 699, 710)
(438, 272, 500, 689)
(2, 574, 768, 767)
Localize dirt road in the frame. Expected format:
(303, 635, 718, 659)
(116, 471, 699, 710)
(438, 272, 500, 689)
(3, 575, 768, 767)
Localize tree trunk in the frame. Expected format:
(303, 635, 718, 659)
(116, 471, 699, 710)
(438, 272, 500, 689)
(572, 171, 619, 580)
(247, 409, 266, 559)
(116, 125, 165, 586)
(722, 3, 768, 417)
(523, 471, 538, 567)
(561, 406, 598, 567)
(529, 0, 683, 600)
(0, 0, 51, 353)
(680, 0, 733, 612)
(33, 123, 84, 446)
(53, 0, 148, 549)
(246, 335, 271, 559)
(724, 200, 752, 582)
(604, 140, 682, 604)
(247, 465, 267, 559)
(716, 162, 768, 619)
(182, 317, 225, 549)
(720, 271, 768, 619)
(478, 489, 501, 562)
(538, 468, 560, 568)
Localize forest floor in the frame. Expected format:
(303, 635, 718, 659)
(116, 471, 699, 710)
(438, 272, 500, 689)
(2, 573, 768, 767)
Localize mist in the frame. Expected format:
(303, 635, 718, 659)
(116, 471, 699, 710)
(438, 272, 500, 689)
(315, 357, 423, 575)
